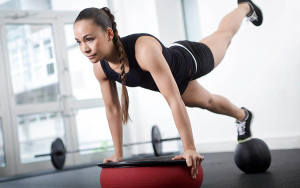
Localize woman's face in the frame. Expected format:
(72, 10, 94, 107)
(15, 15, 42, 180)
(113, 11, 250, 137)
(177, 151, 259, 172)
(74, 20, 112, 63)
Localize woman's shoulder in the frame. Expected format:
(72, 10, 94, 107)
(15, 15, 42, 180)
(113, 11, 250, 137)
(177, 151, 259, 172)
(121, 33, 162, 50)
(121, 33, 161, 44)
(121, 32, 154, 39)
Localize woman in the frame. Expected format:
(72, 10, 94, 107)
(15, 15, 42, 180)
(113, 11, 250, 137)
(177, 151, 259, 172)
(74, 0, 262, 179)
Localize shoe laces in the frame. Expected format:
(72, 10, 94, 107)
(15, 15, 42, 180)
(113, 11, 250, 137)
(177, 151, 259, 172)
(246, 10, 259, 23)
(236, 121, 246, 135)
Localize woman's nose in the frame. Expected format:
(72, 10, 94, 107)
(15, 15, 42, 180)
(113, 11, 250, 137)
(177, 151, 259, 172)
(82, 44, 91, 53)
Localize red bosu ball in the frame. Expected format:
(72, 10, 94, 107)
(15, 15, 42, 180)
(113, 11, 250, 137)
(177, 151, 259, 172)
(98, 156, 203, 188)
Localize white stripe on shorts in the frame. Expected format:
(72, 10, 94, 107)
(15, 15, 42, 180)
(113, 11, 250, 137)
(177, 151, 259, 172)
(169, 43, 197, 73)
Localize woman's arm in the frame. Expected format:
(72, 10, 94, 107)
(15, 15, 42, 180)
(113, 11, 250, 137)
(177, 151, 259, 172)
(135, 37, 195, 151)
(93, 63, 123, 157)
(167, 98, 196, 151)
(135, 37, 203, 179)
(105, 105, 123, 156)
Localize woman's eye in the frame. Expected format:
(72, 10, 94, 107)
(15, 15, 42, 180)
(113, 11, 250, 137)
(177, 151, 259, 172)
(87, 38, 93, 42)
(76, 41, 80, 45)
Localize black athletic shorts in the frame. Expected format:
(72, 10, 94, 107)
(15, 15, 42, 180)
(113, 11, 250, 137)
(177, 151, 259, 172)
(169, 40, 215, 95)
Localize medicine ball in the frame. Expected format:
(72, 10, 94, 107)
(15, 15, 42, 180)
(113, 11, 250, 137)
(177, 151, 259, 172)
(234, 138, 271, 173)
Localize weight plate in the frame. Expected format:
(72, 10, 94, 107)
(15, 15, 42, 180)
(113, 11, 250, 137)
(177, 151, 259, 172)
(151, 125, 162, 156)
(51, 138, 66, 170)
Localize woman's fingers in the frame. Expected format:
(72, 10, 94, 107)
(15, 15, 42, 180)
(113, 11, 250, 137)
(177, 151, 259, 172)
(173, 152, 204, 179)
(103, 157, 115, 163)
(193, 156, 198, 169)
(186, 155, 193, 167)
(193, 156, 198, 178)
(197, 158, 201, 174)
(172, 154, 184, 160)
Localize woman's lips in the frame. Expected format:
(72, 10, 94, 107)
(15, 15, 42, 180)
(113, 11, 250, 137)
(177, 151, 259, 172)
(88, 54, 96, 59)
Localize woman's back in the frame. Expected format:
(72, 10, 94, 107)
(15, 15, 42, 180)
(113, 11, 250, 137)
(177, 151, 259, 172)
(100, 33, 194, 95)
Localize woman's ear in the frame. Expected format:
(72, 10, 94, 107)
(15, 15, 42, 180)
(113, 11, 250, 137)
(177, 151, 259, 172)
(106, 27, 114, 41)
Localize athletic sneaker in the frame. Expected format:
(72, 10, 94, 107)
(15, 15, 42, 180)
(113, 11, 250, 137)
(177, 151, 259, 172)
(238, 0, 263, 26)
(236, 107, 254, 143)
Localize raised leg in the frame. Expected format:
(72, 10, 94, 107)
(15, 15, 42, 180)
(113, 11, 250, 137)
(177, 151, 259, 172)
(200, 3, 251, 69)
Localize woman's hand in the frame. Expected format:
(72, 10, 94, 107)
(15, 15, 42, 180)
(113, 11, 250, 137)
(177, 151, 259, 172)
(172, 149, 204, 179)
(103, 153, 123, 163)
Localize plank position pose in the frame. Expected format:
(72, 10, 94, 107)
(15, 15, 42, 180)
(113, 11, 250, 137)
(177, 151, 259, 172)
(74, 0, 263, 179)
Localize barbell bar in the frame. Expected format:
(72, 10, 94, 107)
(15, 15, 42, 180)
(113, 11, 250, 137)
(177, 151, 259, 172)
(35, 140, 153, 157)
(35, 125, 181, 169)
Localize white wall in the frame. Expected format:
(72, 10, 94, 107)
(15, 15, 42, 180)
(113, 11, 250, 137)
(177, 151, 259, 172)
(111, 0, 160, 38)
(126, 0, 300, 155)
(51, 0, 108, 11)
(182, 0, 202, 41)
(155, 0, 186, 45)
(193, 0, 300, 152)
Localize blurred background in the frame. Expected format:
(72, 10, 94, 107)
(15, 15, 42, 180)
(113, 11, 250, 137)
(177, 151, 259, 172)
(0, 0, 299, 177)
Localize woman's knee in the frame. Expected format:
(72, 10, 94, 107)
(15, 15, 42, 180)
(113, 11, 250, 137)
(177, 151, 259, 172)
(185, 101, 208, 109)
(181, 80, 212, 109)
(204, 94, 214, 110)
(190, 95, 212, 109)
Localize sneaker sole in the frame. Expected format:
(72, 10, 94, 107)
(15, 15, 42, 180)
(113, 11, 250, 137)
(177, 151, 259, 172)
(251, 3, 263, 26)
(238, 111, 254, 143)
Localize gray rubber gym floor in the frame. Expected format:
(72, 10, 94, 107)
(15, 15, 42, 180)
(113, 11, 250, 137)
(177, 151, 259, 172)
(0, 149, 299, 188)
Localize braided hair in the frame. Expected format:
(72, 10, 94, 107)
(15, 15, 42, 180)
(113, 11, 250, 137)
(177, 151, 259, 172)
(74, 7, 131, 125)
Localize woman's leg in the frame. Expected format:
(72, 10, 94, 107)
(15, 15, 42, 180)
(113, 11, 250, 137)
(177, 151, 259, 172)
(181, 80, 245, 122)
(200, 3, 251, 69)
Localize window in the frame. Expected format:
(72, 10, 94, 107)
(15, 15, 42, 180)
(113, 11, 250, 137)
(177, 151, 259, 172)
(47, 63, 54, 75)
(0, 118, 6, 168)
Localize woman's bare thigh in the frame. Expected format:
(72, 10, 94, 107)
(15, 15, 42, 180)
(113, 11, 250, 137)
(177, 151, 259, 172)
(199, 31, 232, 69)
(181, 80, 212, 108)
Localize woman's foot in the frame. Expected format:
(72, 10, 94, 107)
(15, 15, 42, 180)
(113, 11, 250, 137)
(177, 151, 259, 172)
(236, 107, 254, 143)
(238, 0, 263, 26)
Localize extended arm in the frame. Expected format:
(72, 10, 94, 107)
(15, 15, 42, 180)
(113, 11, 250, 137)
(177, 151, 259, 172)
(135, 39, 195, 151)
(93, 63, 123, 158)
(135, 36, 203, 179)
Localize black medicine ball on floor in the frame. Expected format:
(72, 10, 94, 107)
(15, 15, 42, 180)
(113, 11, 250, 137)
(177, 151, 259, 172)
(234, 138, 271, 173)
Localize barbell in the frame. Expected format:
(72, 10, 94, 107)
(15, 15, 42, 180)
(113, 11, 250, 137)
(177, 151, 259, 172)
(35, 125, 181, 169)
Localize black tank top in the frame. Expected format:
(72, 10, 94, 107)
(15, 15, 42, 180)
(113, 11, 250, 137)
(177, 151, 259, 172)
(100, 33, 195, 93)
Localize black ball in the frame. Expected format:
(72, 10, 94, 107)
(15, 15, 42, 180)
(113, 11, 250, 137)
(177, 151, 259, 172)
(234, 138, 271, 173)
